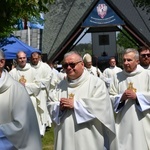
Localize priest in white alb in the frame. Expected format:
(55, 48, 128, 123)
(109, 48, 150, 150)
(9, 51, 43, 135)
(48, 51, 117, 150)
(103, 57, 122, 90)
(30, 52, 53, 136)
(0, 50, 42, 150)
(83, 53, 103, 78)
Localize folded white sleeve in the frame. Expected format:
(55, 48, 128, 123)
(136, 92, 150, 111)
(49, 102, 61, 125)
(74, 100, 95, 124)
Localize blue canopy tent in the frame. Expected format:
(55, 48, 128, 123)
(0, 36, 41, 59)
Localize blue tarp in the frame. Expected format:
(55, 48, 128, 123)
(0, 36, 41, 59)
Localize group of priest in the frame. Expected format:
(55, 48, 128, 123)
(0, 45, 149, 150)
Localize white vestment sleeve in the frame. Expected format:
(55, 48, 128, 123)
(48, 102, 61, 125)
(74, 100, 95, 124)
(136, 92, 150, 111)
(49, 100, 96, 125)
(102, 77, 112, 84)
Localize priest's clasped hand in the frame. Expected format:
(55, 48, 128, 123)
(60, 98, 74, 110)
(121, 89, 137, 101)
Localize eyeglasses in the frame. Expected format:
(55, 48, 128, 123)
(0, 58, 5, 61)
(140, 54, 150, 58)
(62, 61, 82, 69)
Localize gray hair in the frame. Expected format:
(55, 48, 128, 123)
(0, 49, 5, 60)
(63, 51, 83, 61)
(123, 48, 139, 60)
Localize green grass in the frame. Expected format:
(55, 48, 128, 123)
(42, 126, 54, 150)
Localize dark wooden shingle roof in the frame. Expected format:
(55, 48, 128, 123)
(42, 0, 150, 62)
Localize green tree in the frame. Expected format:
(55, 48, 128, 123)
(0, 0, 54, 38)
(116, 30, 138, 49)
(72, 43, 92, 56)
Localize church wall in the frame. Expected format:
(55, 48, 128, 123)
(13, 29, 41, 50)
(92, 32, 117, 58)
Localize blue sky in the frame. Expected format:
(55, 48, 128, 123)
(79, 33, 91, 43)
(77, 33, 91, 44)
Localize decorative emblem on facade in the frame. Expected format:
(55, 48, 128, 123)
(97, 4, 108, 19)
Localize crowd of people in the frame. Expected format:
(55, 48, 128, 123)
(0, 46, 149, 150)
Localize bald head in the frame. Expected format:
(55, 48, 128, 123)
(16, 51, 27, 68)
